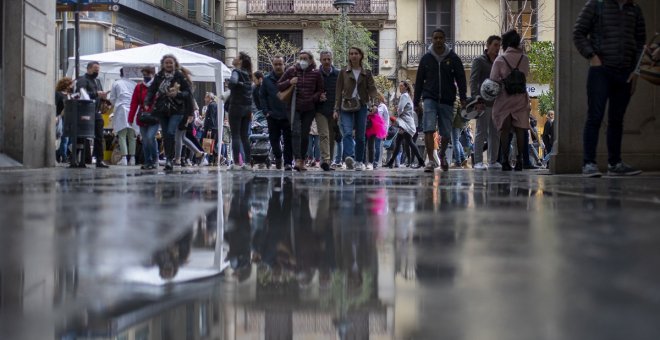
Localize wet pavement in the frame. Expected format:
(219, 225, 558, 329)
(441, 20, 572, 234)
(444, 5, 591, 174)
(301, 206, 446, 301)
(1, 167, 660, 340)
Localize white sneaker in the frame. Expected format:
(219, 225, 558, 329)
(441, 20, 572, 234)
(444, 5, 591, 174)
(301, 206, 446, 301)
(488, 162, 502, 170)
(355, 162, 365, 171)
(128, 157, 135, 166)
(118, 157, 128, 166)
(345, 157, 355, 170)
(474, 162, 488, 170)
(200, 156, 209, 166)
(365, 163, 374, 170)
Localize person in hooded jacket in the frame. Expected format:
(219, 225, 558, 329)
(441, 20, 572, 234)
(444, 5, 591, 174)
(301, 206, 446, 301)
(227, 52, 254, 170)
(414, 29, 467, 173)
(278, 51, 324, 171)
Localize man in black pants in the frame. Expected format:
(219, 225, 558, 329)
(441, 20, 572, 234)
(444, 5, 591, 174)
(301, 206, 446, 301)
(260, 56, 293, 170)
(574, 0, 646, 177)
(75, 61, 109, 168)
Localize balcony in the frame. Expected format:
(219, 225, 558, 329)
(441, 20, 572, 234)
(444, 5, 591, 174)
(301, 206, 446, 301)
(154, 0, 186, 17)
(247, 0, 388, 16)
(403, 41, 486, 67)
(202, 13, 212, 25)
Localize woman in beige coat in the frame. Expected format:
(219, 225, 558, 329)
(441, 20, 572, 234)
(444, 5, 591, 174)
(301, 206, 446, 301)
(490, 30, 531, 171)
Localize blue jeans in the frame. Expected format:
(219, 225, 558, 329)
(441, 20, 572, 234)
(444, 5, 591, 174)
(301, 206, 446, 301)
(340, 105, 368, 163)
(57, 136, 69, 160)
(160, 114, 184, 160)
(452, 127, 465, 164)
(307, 135, 320, 160)
(422, 99, 453, 138)
(140, 124, 160, 166)
(583, 66, 632, 166)
(374, 138, 382, 164)
(334, 140, 343, 164)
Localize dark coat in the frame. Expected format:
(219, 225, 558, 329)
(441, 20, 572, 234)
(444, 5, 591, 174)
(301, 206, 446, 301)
(144, 70, 191, 117)
(204, 101, 218, 131)
(260, 71, 288, 120)
(75, 73, 103, 113)
(277, 64, 324, 112)
(414, 48, 467, 107)
(228, 69, 253, 114)
(573, 0, 646, 71)
(470, 51, 495, 105)
(318, 66, 339, 117)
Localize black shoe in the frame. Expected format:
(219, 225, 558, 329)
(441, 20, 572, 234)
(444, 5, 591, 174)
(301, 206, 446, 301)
(502, 163, 513, 171)
(386, 162, 394, 169)
(515, 163, 523, 171)
(96, 161, 109, 168)
(321, 162, 331, 171)
(440, 159, 449, 172)
(164, 160, 173, 171)
(276, 160, 283, 170)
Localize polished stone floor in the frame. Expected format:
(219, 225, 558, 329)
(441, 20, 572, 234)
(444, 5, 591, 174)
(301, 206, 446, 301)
(1, 167, 660, 340)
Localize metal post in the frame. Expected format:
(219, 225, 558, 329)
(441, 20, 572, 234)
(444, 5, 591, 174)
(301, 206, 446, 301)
(74, 0, 81, 79)
(62, 13, 68, 78)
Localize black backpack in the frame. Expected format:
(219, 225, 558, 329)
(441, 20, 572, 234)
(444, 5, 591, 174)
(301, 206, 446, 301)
(502, 55, 527, 94)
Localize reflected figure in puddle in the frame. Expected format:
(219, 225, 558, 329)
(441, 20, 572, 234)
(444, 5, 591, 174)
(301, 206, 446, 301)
(150, 230, 192, 279)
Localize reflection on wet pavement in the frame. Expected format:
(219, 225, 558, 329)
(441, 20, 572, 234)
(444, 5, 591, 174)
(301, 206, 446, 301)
(2, 168, 660, 339)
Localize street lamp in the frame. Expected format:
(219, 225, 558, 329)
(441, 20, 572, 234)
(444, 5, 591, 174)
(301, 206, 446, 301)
(333, 0, 355, 67)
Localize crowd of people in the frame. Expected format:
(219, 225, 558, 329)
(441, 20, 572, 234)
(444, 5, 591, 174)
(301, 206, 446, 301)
(54, 0, 656, 176)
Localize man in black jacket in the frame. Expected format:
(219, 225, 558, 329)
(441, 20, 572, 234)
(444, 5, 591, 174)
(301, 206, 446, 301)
(414, 29, 467, 172)
(573, 0, 646, 177)
(316, 50, 340, 171)
(260, 56, 293, 170)
(75, 61, 109, 168)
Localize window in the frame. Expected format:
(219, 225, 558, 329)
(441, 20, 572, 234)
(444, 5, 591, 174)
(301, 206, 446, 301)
(369, 31, 379, 75)
(506, 0, 538, 43)
(425, 0, 453, 43)
(256, 30, 303, 73)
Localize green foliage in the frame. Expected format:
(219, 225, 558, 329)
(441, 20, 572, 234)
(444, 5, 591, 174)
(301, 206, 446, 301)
(318, 16, 377, 69)
(538, 88, 554, 116)
(257, 34, 300, 71)
(527, 41, 555, 88)
(374, 75, 392, 100)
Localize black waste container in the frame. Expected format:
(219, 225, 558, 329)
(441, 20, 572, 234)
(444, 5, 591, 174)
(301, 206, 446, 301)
(63, 99, 96, 138)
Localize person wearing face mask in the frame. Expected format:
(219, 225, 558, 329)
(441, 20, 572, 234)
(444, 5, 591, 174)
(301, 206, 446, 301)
(75, 61, 109, 168)
(128, 66, 159, 170)
(145, 54, 192, 171)
(277, 51, 324, 171)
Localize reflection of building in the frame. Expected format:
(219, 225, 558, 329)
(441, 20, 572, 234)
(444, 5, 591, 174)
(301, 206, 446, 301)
(223, 0, 397, 75)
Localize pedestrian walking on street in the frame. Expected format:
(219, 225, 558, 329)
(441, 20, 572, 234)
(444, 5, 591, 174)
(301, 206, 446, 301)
(203, 92, 220, 165)
(317, 51, 340, 171)
(128, 66, 159, 170)
(109, 68, 138, 166)
(278, 51, 324, 172)
(335, 47, 382, 171)
(542, 110, 555, 162)
(260, 56, 293, 171)
(386, 81, 425, 169)
(471, 35, 502, 171)
(55, 77, 74, 164)
(227, 52, 254, 170)
(414, 29, 468, 172)
(573, 0, 646, 177)
(75, 61, 110, 168)
(490, 29, 531, 171)
(145, 54, 192, 171)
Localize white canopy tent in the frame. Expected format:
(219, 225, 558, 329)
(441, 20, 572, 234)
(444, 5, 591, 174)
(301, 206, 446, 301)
(67, 44, 231, 164)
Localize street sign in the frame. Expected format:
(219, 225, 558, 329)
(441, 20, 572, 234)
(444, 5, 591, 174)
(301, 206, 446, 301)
(56, 1, 120, 12)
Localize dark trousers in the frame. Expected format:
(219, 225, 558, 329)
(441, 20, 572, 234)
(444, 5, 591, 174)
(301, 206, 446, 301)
(229, 111, 251, 164)
(93, 114, 104, 162)
(387, 131, 424, 166)
(267, 117, 293, 165)
(583, 66, 632, 166)
(292, 110, 315, 160)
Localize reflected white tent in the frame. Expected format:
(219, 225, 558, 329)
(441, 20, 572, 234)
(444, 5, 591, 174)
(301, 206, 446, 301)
(67, 43, 230, 156)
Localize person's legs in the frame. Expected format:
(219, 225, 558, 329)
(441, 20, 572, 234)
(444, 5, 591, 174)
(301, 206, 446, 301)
(267, 117, 283, 163)
(175, 129, 185, 162)
(606, 70, 632, 166)
(292, 110, 304, 160)
(386, 133, 405, 166)
(367, 135, 375, 163)
(117, 128, 129, 156)
(300, 111, 315, 162)
(474, 109, 489, 164)
(282, 119, 293, 166)
(316, 113, 332, 164)
(374, 138, 382, 166)
(229, 112, 244, 165)
(437, 104, 454, 169)
(140, 126, 152, 166)
(353, 106, 368, 164)
(583, 66, 610, 165)
(486, 107, 500, 165)
(514, 127, 526, 171)
(341, 111, 356, 160)
(422, 99, 439, 165)
(403, 131, 425, 165)
(452, 127, 464, 165)
(499, 115, 513, 170)
(313, 135, 321, 161)
(127, 128, 137, 159)
(93, 114, 105, 164)
(240, 114, 252, 163)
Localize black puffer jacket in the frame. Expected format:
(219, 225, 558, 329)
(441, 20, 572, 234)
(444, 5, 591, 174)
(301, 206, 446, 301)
(573, 0, 646, 71)
(228, 69, 253, 111)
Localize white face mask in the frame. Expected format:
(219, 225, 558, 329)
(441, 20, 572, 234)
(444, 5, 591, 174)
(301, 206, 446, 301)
(299, 60, 309, 70)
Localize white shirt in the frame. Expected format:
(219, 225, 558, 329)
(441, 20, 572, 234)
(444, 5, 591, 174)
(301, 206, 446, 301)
(352, 69, 361, 98)
(109, 77, 137, 132)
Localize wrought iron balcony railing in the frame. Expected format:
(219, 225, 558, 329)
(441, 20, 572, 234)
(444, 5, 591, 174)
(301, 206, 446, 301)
(247, 0, 388, 15)
(202, 13, 212, 25)
(404, 41, 487, 66)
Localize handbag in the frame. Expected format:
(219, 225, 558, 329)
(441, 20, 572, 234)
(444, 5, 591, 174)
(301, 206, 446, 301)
(639, 34, 660, 86)
(341, 83, 361, 112)
(202, 132, 216, 154)
(277, 84, 295, 104)
(137, 109, 160, 125)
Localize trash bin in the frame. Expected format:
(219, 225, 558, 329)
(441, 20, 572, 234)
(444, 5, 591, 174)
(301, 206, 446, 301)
(63, 99, 96, 138)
